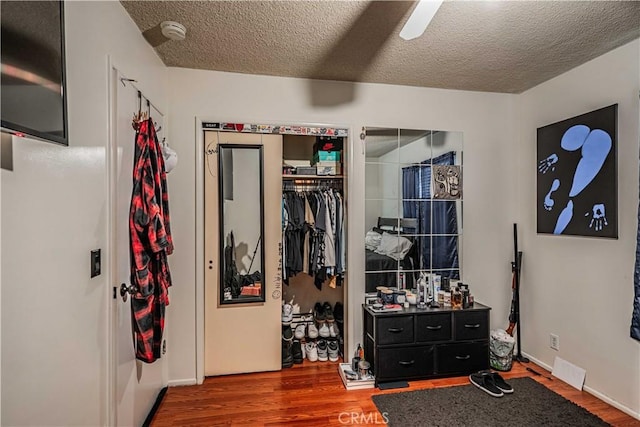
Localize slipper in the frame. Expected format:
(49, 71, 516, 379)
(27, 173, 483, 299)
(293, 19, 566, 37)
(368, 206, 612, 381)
(469, 372, 504, 397)
(490, 372, 514, 394)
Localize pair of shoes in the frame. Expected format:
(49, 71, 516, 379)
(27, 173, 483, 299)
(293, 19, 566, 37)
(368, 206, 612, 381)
(313, 302, 335, 323)
(282, 303, 293, 325)
(469, 371, 513, 397)
(319, 322, 339, 338)
(294, 315, 313, 339)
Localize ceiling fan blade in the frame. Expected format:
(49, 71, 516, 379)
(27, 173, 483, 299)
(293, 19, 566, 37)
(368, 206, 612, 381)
(400, 0, 444, 41)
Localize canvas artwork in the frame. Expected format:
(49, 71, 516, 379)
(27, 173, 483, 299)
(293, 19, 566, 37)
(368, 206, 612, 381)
(433, 165, 462, 200)
(537, 104, 617, 238)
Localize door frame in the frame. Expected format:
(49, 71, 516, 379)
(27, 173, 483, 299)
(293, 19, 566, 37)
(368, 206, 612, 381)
(107, 57, 169, 424)
(194, 118, 353, 383)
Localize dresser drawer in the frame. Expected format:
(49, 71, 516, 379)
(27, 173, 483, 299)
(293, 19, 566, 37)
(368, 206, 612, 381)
(453, 311, 489, 341)
(377, 316, 414, 345)
(378, 346, 434, 380)
(415, 313, 452, 343)
(436, 342, 489, 375)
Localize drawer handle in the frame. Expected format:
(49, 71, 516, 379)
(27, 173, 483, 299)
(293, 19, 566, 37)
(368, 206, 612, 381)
(464, 324, 480, 329)
(388, 327, 404, 333)
(455, 355, 471, 360)
(398, 360, 415, 366)
(426, 325, 442, 330)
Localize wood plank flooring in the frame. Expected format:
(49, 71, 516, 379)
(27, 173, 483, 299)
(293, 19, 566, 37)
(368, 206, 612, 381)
(151, 360, 640, 426)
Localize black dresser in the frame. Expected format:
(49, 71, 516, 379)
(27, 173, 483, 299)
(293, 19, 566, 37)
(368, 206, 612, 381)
(363, 303, 491, 384)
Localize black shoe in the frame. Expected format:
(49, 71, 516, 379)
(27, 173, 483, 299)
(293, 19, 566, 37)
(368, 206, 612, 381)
(323, 302, 334, 322)
(313, 302, 326, 323)
(292, 340, 303, 364)
(490, 372, 513, 394)
(282, 339, 293, 368)
(282, 324, 293, 341)
(333, 301, 344, 323)
(469, 372, 503, 397)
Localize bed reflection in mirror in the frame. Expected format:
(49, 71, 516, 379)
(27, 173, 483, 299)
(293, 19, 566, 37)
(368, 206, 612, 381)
(364, 128, 463, 294)
(219, 144, 265, 304)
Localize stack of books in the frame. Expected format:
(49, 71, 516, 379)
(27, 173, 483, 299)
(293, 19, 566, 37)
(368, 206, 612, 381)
(338, 363, 375, 390)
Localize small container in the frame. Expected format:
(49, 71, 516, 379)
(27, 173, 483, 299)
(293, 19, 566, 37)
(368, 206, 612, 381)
(352, 356, 361, 372)
(452, 287, 463, 309)
(406, 291, 417, 305)
(381, 289, 394, 304)
(394, 289, 406, 304)
(358, 360, 371, 378)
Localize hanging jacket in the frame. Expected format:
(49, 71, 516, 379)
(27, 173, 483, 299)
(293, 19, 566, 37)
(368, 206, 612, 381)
(129, 118, 174, 363)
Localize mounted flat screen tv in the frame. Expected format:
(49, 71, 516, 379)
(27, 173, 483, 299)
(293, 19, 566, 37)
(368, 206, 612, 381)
(1, 1, 68, 146)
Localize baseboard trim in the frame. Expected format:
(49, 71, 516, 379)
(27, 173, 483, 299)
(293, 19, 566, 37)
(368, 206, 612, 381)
(142, 386, 167, 427)
(167, 378, 198, 387)
(523, 352, 640, 421)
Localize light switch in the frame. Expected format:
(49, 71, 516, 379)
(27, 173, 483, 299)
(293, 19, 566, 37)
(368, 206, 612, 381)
(91, 249, 101, 278)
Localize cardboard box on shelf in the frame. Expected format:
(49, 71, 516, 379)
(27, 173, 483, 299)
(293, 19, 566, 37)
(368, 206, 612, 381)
(316, 164, 341, 176)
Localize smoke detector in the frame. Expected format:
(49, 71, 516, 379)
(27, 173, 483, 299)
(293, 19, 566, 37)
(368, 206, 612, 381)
(160, 21, 186, 41)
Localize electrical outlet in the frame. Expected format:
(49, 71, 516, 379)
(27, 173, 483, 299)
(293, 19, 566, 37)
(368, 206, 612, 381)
(550, 333, 560, 351)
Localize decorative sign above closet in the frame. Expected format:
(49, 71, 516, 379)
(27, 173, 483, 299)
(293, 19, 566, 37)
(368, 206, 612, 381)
(203, 122, 348, 137)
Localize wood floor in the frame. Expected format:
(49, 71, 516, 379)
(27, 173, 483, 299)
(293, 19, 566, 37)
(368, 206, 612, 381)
(151, 360, 640, 426)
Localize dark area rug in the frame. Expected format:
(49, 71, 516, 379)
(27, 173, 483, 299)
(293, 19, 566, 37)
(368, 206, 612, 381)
(371, 377, 610, 427)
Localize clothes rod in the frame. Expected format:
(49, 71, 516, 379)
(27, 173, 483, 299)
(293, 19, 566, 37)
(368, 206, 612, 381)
(120, 77, 164, 117)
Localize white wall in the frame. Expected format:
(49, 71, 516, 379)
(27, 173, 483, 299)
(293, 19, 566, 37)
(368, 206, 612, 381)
(517, 40, 640, 416)
(165, 69, 517, 384)
(1, 2, 167, 425)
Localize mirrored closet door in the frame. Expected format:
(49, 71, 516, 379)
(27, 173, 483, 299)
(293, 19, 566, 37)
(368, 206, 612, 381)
(363, 128, 463, 294)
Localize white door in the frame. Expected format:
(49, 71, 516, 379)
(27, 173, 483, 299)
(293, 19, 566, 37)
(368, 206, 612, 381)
(112, 67, 166, 426)
(204, 131, 283, 375)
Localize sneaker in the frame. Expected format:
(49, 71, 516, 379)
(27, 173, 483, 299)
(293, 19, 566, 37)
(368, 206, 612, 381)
(282, 324, 293, 342)
(469, 372, 503, 397)
(334, 301, 344, 323)
(317, 339, 328, 361)
(318, 322, 331, 338)
(294, 323, 306, 340)
(282, 303, 293, 325)
(305, 341, 318, 362)
(307, 322, 319, 339)
(282, 339, 293, 368)
(323, 302, 334, 322)
(301, 341, 306, 359)
(329, 322, 339, 338)
(490, 372, 513, 394)
(327, 339, 339, 362)
(292, 340, 303, 364)
(313, 302, 326, 323)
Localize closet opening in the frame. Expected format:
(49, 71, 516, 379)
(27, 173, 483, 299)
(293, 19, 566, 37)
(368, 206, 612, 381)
(201, 122, 349, 377)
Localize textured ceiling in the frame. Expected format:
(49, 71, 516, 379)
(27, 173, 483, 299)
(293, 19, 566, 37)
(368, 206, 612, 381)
(121, 1, 640, 94)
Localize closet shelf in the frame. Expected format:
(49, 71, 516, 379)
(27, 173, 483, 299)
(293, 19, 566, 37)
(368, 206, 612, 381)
(282, 175, 344, 179)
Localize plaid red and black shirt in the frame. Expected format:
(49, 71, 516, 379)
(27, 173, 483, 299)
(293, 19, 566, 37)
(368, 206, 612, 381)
(129, 118, 173, 363)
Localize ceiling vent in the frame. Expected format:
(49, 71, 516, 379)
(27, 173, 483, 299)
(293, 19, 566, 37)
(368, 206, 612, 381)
(160, 21, 187, 41)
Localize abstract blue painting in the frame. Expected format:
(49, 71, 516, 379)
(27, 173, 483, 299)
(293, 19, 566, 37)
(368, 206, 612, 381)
(537, 104, 618, 238)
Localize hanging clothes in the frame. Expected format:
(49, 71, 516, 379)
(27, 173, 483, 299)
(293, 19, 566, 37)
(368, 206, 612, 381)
(282, 188, 345, 289)
(129, 117, 174, 363)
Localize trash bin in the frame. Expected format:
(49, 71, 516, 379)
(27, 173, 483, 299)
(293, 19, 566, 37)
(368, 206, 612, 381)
(490, 329, 516, 371)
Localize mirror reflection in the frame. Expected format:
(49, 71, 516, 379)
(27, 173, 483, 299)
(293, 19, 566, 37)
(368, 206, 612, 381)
(364, 128, 463, 294)
(219, 144, 265, 304)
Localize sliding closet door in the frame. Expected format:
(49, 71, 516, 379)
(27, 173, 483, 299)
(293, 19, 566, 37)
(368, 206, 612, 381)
(204, 131, 282, 375)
